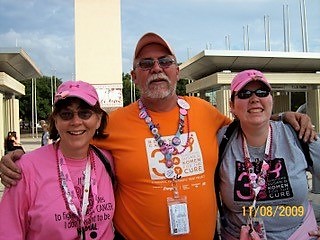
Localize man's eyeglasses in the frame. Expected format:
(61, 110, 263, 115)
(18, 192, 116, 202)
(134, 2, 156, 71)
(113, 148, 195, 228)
(135, 56, 176, 70)
(236, 89, 270, 99)
(58, 109, 94, 121)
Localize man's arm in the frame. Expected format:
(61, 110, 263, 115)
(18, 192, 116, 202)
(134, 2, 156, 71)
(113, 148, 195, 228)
(0, 112, 317, 188)
(0, 149, 23, 187)
(271, 111, 318, 143)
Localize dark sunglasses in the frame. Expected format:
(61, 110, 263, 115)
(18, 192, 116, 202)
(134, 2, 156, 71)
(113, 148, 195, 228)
(236, 89, 270, 99)
(136, 56, 175, 70)
(58, 109, 94, 121)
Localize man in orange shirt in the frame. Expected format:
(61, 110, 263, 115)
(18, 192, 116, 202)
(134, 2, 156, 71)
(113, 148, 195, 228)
(0, 32, 316, 239)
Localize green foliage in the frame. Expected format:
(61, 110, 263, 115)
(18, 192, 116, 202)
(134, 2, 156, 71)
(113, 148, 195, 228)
(122, 72, 140, 106)
(18, 76, 62, 122)
(176, 78, 188, 96)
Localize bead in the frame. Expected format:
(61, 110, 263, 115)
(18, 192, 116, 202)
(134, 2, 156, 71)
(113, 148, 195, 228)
(160, 145, 168, 154)
(177, 98, 190, 109)
(166, 159, 173, 168)
(164, 168, 175, 179)
(145, 116, 152, 124)
(158, 139, 165, 146)
(262, 161, 269, 171)
(138, 98, 190, 161)
(154, 134, 161, 141)
(151, 127, 159, 135)
(172, 136, 181, 146)
(180, 108, 188, 116)
(249, 173, 257, 181)
(258, 178, 265, 186)
(139, 110, 147, 119)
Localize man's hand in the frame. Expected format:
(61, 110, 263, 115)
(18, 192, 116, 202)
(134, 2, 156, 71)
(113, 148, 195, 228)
(309, 226, 320, 239)
(0, 149, 24, 187)
(283, 112, 318, 142)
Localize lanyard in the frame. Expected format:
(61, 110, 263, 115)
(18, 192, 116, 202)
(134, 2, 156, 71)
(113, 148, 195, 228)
(242, 125, 272, 208)
(56, 144, 98, 239)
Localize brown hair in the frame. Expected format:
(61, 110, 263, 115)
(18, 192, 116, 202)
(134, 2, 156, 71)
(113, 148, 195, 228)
(48, 97, 108, 141)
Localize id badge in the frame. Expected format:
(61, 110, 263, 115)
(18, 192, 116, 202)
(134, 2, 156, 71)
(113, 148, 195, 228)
(252, 217, 267, 240)
(167, 196, 190, 235)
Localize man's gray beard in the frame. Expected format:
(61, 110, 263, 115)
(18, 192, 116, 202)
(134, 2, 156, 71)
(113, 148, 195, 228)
(143, 82, 177, 99)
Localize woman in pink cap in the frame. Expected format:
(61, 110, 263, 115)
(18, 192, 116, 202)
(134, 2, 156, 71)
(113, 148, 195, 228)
(216, 69, 320, 240)
(0, 80, 115, 240)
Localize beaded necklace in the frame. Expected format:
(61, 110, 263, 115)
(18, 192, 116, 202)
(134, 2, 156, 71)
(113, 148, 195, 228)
(242, 125, 272, 205)
(138, 98, 190, 179)
(55, 142, 98, 239)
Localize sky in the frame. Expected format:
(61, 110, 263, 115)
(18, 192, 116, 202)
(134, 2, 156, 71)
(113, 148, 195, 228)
(0, 0, 319, 81)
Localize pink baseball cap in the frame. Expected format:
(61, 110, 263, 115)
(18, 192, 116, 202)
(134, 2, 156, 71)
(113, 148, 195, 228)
(133, 32, 175, 62)
(231, 69, 272, 92)
(54, 80, 99, 106)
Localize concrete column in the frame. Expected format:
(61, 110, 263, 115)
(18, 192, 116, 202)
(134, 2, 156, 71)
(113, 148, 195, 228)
(3, 97, 21, 139)
(307, 88, 320, 133)
(273, 93, 290, 113)
(199, 90, 206, 100)
(0, 92, 4, 157)
(216, 88, 232, 119)
(308, 88, 320, 193)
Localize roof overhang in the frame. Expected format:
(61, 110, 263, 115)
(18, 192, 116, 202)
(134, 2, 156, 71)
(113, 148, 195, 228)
(185, 72, 320, 93)
(0, 72, 25, 96)
(0, 47, 42, 81)
(179, 50, 320, 80)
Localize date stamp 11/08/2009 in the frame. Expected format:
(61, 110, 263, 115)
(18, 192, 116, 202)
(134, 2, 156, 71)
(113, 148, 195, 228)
(242, 205, 304, 218)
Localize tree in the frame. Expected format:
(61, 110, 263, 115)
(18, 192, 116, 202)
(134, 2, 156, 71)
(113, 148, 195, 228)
(18, 76, 62, 123)
(122, 73, 140, 106)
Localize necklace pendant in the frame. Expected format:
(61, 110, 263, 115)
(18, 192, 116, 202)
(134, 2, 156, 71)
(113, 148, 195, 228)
(258, 177, 265, 186)
(151, 127, 159, 135)
(164, 168, 175, 179)
(166, 159, 174, 168)
(145, 116, 152, 124)
(172, 136, 181, 146)
(177, 98, 190, 110)
(139, 110, 147, 119)
(160, 145, 168, 154)
(179, 108, 188, 116)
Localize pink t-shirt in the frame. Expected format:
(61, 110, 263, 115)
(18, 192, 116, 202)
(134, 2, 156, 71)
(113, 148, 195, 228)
(0, 144, 115, 240)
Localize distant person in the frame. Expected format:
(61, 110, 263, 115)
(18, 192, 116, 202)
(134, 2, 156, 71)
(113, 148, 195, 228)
(5, 131, 23, 153)
(41, 123, 52, 146)
(0, 80, 115, 239)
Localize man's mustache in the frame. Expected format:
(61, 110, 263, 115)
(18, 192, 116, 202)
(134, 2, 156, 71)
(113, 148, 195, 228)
(147, 73, 170, 84)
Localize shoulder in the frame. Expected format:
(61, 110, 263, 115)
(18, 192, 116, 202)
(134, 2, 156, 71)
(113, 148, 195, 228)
(183, 96, 212, 106)
(91, 146, 114, 166)
(271, 121, 298, 139)
(109, 102, 137, 118)
(217, 125, 229, 143)
(18, 145, 56, 172)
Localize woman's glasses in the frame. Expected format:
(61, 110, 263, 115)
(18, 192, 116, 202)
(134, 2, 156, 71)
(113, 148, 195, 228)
(58, 109, 93, 121)
(135, 56, 176, 70)
(236, 89, 270, 99)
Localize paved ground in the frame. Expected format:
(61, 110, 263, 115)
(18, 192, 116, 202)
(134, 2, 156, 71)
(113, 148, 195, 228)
(0, 134, 319, 224)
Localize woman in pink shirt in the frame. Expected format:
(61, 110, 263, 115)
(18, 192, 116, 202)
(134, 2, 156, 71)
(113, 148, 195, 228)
(0, 80, 115, 240)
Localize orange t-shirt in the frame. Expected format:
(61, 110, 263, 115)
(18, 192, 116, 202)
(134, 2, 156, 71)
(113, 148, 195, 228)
(93, 96, 231, 239)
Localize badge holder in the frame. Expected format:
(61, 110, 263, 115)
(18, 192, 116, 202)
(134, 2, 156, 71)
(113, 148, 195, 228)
(241, 188, 267, 240)
(167, 179, 190, 235)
